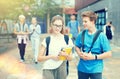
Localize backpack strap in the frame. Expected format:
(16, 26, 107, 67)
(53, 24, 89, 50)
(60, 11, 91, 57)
(64, 35, 69, 75)
(81, 30, 86, 52)
(81, 30, 102, 53)
(45, 36, 50, 56)
(64, 35, 69, 45)
(18, 23, 25, 32)
(35, 24, 40, 35)
(88, 30, 102, 53)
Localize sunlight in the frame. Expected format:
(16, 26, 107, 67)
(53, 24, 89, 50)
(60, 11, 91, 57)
(0, 53, 42, 79)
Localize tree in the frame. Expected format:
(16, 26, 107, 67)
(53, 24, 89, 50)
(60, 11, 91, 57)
(34, 0, 62, 32)
(0, 0, 35, 19)
(0, 0, 62, 33)
(0, 0, 62, 19)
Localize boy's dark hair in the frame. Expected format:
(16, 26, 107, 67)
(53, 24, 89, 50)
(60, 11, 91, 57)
(109, 21, 112, 24)
(70, 14, 76, 16)
(81, 11, 97, 23)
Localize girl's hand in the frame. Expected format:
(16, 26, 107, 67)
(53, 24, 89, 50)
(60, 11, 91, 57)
(58, 51, 72, 60)
(59, 51, 68, 57)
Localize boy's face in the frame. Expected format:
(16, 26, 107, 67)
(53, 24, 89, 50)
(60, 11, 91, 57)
(19, 17, 25, 23)
(70, 15, 75, 20)
(82, 16, 94, 29)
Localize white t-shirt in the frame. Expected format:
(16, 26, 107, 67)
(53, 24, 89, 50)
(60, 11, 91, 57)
(41, 35, 73, 69)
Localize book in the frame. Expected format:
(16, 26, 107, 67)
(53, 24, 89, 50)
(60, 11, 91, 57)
(59, 47, 72, 60)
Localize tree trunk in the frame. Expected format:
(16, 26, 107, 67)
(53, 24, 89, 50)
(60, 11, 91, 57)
(47, 13, 50, 33)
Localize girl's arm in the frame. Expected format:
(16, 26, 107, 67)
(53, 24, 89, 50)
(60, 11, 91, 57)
(38, 45, 59, 62)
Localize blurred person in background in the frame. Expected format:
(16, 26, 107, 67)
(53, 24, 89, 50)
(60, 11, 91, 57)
(66, 14, 80, 54)
(29, 17, 41, 64)
(13, 14, 29, 62)
(103, 21, 115, 41)
(67, 14, 80, 43)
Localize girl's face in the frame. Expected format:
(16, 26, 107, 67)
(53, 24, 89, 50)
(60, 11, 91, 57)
(31, 18, 37, 24)
(82, 16, 94, 30)
(52, 20, 63, 34)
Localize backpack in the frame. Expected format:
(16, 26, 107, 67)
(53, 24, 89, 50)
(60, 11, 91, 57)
(45, 35, 69, 75)
(81, 30, 102, 53)
(106, 26, 112, 40)
(69, 21, 79, 29)
(69, 21, 79, 38)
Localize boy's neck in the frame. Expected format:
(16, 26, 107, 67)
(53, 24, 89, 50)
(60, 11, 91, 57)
(88, 25, 97, 34)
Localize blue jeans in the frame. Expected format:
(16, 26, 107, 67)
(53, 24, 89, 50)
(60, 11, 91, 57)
(78, 71, 102, 79)
(18, 40, 26, 60)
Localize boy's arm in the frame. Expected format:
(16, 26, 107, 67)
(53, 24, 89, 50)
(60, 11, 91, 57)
(97, 51, 112, 59)
(75, 46, 83, 57)
(78, 26, 80, 33)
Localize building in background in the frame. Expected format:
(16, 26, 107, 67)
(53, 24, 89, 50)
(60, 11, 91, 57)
(75, 0, 120, 46)
(59, 0, 77, 26)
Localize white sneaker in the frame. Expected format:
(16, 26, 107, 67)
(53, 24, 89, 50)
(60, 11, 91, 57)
(20, 59, 25, 63)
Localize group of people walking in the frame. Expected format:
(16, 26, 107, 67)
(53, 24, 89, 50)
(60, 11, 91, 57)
(13, 10, 113, 79)
(13, 15, 41, 64)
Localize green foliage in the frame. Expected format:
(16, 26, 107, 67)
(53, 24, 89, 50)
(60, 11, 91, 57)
(0, 0, 35, 19)
(30, 0, 62, 18)
(0, 0, 62, 19)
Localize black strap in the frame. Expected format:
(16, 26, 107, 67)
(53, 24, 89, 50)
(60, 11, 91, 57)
(81, 30, 86, 52)
(45, 35, 69, 56)
(18, 23, 25, 32)
(63, 35, 69, 75)
(82, 30, 102, 53)
(45, 36, 50, 56)
(88, 30, 102, 53)
(64, 35, 69, 45)
(30, 24, 39, 35)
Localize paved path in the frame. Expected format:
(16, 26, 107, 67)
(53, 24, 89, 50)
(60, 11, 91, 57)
(0, 36, 120, 79)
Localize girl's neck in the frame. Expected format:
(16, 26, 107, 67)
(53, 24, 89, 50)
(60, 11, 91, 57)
(52, 33, 62, 37)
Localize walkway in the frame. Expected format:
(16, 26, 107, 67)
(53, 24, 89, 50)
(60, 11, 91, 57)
(0, 34, 120, 79)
